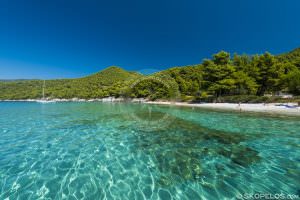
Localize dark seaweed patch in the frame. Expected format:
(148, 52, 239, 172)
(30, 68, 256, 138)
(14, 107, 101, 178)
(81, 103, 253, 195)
(130, 114, 261, 186)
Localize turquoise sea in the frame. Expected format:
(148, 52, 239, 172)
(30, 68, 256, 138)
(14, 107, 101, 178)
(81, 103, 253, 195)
(0, 102, 299, 200)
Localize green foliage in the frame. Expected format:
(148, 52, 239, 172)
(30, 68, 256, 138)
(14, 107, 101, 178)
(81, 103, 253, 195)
(157, 65, 203, 96)
(201, 50, 299, 97)
(284, 70, 300, 95)
(212, 51, 231, 65)
(128, 73, 180, 101)
(197, 95, 287, 103)
(130, 79, 168, 100)
(202, 51, 257, 96)
(1, 47, 300, 101)
(180, 95, 195, 102)
(251, 53, 283, 95)
(232, 71, 258, 95)
(0, 66, 142, 100)
(277, 47, 300, 68)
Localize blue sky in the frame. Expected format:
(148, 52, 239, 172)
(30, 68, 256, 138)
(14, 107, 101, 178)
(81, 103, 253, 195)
(0, 0, 300, 79)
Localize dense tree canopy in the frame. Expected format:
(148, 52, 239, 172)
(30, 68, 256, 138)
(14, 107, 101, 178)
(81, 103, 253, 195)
(1, 48, 300, 101)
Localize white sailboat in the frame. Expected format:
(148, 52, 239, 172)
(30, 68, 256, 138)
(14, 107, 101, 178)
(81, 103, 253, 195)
(37, 80, 56, 103)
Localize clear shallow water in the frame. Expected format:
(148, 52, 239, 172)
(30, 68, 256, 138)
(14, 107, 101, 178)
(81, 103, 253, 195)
(0, 102, 299, 200)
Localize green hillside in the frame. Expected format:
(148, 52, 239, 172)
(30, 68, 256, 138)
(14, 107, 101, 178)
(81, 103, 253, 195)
(0, 66, 142, 99)
(277, 47, 300, 69)
(277, 47, 300, 61)
(1, 47, 300, 101)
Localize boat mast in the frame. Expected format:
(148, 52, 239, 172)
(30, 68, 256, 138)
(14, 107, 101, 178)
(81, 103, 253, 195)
(42, 80, 45, 99)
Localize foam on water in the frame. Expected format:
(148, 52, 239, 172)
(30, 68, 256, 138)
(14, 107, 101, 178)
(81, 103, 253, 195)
(0, 102, 299, 200)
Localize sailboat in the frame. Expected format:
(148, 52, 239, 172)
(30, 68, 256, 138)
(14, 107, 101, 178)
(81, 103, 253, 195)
(36, 80, 56, 103)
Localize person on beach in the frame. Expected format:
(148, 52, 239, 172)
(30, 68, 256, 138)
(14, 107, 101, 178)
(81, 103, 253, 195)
(238, 102, 242, 112)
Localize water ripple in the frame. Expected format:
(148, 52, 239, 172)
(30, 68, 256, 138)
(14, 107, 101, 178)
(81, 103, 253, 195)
(0, 102, 299, 199)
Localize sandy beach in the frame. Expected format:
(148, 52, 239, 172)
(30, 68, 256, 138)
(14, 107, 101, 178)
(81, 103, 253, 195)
(145, 101, 300, 116)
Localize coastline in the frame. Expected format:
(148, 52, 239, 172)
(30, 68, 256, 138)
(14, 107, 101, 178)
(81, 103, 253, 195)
(1, 98, 300, 116)
(145, 101, 300, 116)
(0, 97, 144, 103)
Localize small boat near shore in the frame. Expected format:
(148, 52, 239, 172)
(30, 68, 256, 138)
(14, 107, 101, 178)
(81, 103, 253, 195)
(37, 80, 56, 104)
(36, 99, 57, 103)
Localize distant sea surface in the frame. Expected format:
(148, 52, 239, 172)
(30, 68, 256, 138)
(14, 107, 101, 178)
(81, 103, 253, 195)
(0, 102, 299, 199)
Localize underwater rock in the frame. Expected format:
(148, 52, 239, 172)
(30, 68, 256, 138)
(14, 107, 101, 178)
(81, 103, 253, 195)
(219, 145, 261, 166)
(231, 146, 261, 166)
(203, 131, 245, 144)
(154, 149, 203, 186)
(158, 175, 173, 186)
(131, 115, 259, 188)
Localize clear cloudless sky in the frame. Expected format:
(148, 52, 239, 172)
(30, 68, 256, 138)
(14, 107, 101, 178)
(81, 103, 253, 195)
(0, 0, 300, 79)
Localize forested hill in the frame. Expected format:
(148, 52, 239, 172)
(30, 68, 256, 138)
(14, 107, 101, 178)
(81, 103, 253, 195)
(278, 47, 300, 62)
(1, 47, 300, 101)
(0, 66, 142, 99)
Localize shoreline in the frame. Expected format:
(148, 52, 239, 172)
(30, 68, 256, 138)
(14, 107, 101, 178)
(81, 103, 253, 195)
(0, 97, 145, 103)
(145, 101, 300, 116)
(1, 98, 300, 116)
